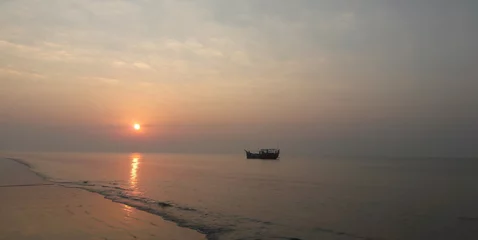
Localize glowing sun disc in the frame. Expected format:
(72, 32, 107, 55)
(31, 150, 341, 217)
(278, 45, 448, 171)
(133, 123, 141, 130)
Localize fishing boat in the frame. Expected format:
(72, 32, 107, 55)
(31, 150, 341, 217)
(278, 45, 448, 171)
(244, 149, 280, 160)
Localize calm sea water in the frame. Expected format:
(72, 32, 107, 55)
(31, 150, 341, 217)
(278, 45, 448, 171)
(5, 152, 478, 240)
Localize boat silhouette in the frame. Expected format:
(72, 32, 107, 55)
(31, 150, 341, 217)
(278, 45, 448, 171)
(244, 149, 280, 160)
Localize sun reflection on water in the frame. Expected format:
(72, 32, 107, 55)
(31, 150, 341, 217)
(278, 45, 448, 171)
(123, 153, 142, 216)
(130, 153, 141, 190)
(123, 204, 133, 218)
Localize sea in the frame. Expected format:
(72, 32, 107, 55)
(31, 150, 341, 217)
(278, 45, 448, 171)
(4, 152, 478, 240)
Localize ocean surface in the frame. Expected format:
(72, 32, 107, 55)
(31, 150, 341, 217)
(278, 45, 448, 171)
(3, 152, 478, 240)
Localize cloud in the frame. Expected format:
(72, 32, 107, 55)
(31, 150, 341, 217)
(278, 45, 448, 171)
(79, 76, 119, 85)
(133, 62, 152, 70)
(112, 60, 126, 67)
(0, 40, 77, 62)
(163, 38, 224, 58)
(0, 67, 45, 81)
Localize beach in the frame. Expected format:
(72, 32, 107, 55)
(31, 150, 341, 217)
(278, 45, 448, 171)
(0, 158, 206, 240)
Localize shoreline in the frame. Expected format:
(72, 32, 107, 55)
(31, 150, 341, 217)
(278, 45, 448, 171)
(4, 157, 52, 181)
(0, 157, 206, 240)
(2, 155, 229, 240)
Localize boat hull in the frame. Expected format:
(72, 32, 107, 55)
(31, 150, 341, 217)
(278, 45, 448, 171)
(245, 150, 280, 160)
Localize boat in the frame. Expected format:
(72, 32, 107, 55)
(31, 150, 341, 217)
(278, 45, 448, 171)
(244, 149, 280, 160)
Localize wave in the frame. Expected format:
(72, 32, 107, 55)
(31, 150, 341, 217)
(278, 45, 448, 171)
(55, 180, 300, 240)
(58, 181, 230, 239)
(5, 157, 300, 240)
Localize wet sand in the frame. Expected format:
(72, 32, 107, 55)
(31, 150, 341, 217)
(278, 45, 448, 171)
(0, 158, 206, 240)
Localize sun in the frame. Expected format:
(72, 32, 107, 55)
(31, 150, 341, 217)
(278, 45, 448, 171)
(133, 123, 141, 131)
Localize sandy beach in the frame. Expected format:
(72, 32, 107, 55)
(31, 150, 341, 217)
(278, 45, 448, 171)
(0, 158, 206, 240)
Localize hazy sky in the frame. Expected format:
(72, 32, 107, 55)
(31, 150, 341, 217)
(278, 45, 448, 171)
(1, 0, 477, 156)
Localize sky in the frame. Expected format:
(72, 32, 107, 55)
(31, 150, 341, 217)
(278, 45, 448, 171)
(0, 0, 477, 157)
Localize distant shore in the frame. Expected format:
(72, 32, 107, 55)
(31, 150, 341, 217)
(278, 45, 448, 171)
(0, 157, 205, 240)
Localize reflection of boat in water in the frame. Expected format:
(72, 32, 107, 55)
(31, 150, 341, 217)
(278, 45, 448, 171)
(245, 149, 280, 160)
